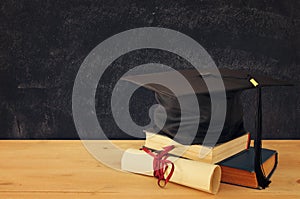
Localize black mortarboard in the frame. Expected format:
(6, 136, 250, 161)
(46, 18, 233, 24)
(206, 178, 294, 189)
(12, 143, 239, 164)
(122, 68, 291, 189)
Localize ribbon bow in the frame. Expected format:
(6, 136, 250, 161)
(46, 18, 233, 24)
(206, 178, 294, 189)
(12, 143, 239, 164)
(142, 145, 175, 188)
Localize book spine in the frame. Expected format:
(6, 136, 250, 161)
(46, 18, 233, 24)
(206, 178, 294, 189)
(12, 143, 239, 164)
(246, 133, 251, 150)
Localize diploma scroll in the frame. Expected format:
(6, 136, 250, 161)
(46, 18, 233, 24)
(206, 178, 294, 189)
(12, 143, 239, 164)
(121, 148, 221, 194)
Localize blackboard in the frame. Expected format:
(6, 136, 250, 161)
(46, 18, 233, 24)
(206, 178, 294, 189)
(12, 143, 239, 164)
(0, 0, 299, 139)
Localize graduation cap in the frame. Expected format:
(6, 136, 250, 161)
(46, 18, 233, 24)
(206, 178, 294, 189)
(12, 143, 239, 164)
(121, 68, 291, 189)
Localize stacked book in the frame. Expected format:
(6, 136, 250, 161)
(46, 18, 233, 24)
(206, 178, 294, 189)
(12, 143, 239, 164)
(120, 69, 282, 194)
(121, 130, 278, 194)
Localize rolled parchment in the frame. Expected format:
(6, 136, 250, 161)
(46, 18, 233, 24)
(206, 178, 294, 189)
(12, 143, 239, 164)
(121, 148, 221, 194)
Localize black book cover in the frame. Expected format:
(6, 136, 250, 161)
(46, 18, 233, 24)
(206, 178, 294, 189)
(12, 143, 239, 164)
(218, 147, 277, 172)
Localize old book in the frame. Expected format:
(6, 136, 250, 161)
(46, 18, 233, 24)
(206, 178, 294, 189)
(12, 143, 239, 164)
(218, 147, 278, 189)
(121, 148, 222, 194)
(144, 130, 250, 164)
(122, 68, 289, 188)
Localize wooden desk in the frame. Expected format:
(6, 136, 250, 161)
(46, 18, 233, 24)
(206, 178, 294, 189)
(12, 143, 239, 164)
(0, 140, 299, 199)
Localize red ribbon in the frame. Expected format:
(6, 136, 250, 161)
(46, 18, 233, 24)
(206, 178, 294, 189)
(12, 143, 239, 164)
(142, 145, 175, 188)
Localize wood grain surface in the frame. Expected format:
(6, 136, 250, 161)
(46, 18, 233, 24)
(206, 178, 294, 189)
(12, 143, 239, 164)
(0, 140, 299, 199)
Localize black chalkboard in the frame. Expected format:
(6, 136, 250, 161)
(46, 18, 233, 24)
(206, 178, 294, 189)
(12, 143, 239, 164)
(0, 0, 299, 139)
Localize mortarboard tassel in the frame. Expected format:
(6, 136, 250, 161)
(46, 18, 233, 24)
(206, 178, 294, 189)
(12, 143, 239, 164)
(249, 76, 276, 189)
